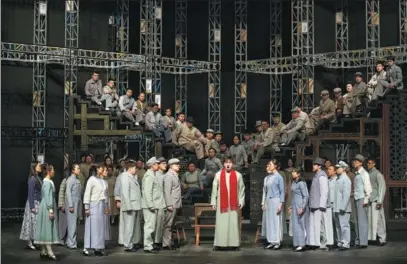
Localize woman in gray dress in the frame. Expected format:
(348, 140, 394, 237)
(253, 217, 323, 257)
(262, 159, 285, 250)
(34, 163, 60, 260)
(20, 161, 42, 250)
(83, 164, 109, 256)
(289, 168, 309, 252)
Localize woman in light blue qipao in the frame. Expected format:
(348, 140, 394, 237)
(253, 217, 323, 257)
(34, 163, 60, 260)
(289, 167, 309, 252)
(262, 159, 285, 250)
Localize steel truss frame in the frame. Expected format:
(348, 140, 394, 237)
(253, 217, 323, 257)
(234, 0, 248, 134)
(366, 0, 380, 78)
(32, 0, 47, 162)
(291, 0, 315, 111)
(335, 0, 350, 162)
(2, 127, 67, 140)
(63, 0, 79, 161)
(401, 0, 407, 45)
(175, 0, 188, 115)
(208, 0, 221, 132)
(269, 0, 283, 122)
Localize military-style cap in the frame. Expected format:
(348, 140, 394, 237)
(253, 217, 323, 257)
(291, 106, 301, 113)
(354, 72, 363, 77)
(206, 129, 214, 133)
(215, 131, 223, 135)
(335, 161, 349, 169)
(320, 90, 329, 96)
(157, 157, 166, 163)
(353, 154, 365, 162)
(168, 158, 180, 165)
(186, 116, 195, 123)
(255, 120, 262, 127)
(146, 157, 159, 167)
(386, 55, 395, 61)
(312, 157, 325, 166)
(333, 87, 342, 93)
(219, 141, 226, 146)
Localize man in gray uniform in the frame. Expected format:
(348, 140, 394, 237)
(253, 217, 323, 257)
(334, 161, 352, 251)
(120, 160, 142, 252)
(280, 107, 313, 146)
(378, 56, 404, 94)
(154, 157, 167, 249)
(308, 157, 329, 249)
(321, 165, 336, 250)
(163, 159, 182, 249)
(366, 157, 386, 246)
(141, 157, 164, 253)
(352, 154, 372, 249)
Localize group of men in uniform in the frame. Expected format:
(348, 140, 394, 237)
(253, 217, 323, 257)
(307, 154, 386, 251)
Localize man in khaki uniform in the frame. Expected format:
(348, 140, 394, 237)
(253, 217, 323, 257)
(253, 120, 277, 164)
(309, 90, 336, 131)
(343, 72, 368, 116)
(141, 157, 163, 253)
(162, 159, 182, 249)
(280, 107, 313, 146)
(172, 116, 205, 159)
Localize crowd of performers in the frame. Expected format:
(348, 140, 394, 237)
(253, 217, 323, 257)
(18, 153, 386, 260)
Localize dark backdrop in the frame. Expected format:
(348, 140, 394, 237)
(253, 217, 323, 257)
(1, 0, 399, 208)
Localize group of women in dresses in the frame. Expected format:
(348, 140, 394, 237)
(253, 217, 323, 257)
(19, 162, 111, 260)
(262, 159, 309, 252)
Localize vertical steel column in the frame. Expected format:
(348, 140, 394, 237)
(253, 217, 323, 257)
(335, 0, 350, 162)
(366, 0, 380, 78)
(234, 0, 248, 134)
(400, 0, 407, 45)
(208, 0, 221, 131)
(32, 0, 47, 162)
(64, 0, 79, 159)
(175, 0, 188, 115)
(153, 0, 163, 106)
(117, 0, 130, 96)
(269, 0, 283, 123)
(291, 0, 315, 111)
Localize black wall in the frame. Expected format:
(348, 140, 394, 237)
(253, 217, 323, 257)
(1, 0, 399, 208)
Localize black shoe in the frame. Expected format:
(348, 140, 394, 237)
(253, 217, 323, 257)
(379, 242, 386, 246)
(95, 250, 108, 256)
(356, 245, 367, 249)
(144, 249, 158, 253)
(212, 246, 220, 251)
(40, 253, 47, 259)
(124, 248, 138, 253)
(338, 247, 348, 251)
(234, 247, 240, 251)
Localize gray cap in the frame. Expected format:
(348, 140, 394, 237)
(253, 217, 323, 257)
(313, 157, 325, 166)
(333, 87, 342, 93)
(335, 161, 349, 169)
(320, 90, 329, 96)
(353, 154, 365, 162)
(291, 106, 301, 113)
(146, 157, 159, 167)
(168, 158, 180, 165)
(354, 72, 363, 77)
(206, 129, 214, 133)
(255, 120, 262, 127)
(157, 157, 166, 163)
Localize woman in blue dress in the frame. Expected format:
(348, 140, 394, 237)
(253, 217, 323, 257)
(289, 167, 309, 252)
(34, 163, 60, 260)
(20, 161, 42, 250)
(262, 159, 285, 250)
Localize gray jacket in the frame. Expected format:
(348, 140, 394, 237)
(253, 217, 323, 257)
(120, 172, 142, 211)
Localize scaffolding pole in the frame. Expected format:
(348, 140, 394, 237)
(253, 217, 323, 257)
(208, 0, 221, 132)
(234, 0, 247, 134)
(366, 0, 380, 78)
(269, 0, 283, 123)
(291, 0, 315, 111)
(400, 0, 407, 45)
(175, 0, 188, 115)
(32, 0, 47, 162)
(64, 0, 79, 163)
(335, 0, 350, 162)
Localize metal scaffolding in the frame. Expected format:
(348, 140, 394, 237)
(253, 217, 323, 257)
(32, 0, 47, 162)
(64, 0, 79, 161)
(269, 0, 283, 123)
(208, 0, 221, 132)
(291, 0, 315, 111)
(234, 0, 248, 134)
(175, 0, 188, 115)
(400, 0, 407, 45)
(366, 0, 380, 78)
(335, 0, 350, 162)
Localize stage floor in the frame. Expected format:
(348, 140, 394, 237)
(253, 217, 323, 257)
(2, 222, 407, 264)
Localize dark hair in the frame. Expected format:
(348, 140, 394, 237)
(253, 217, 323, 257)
(96, 164, 106, 170)
(367, 157, 377, 163)
(71, 163, 79, 172)
(151, 103, 159, 108)
(165, 108, 171, 112)
(126, 88, 132, 92)
(92, 71, 99, 75)
(208, 147, 217, 154)
(139, 92, 145, 96)
(29, 161, 40, 178)
(223, 156, 234, 163)
(187, 161, 196, 167)
(104, 156, 112, 165)
(233, 135, 240, 141)
(292, 167, 302, 174)
(108, 77, 115, 82)
(89, 165, 97, 177)
(41, 163, 54, 175)
(125, 160, 137, 169)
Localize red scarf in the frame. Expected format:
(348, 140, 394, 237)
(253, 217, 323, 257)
(220, 168, 238, 213)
